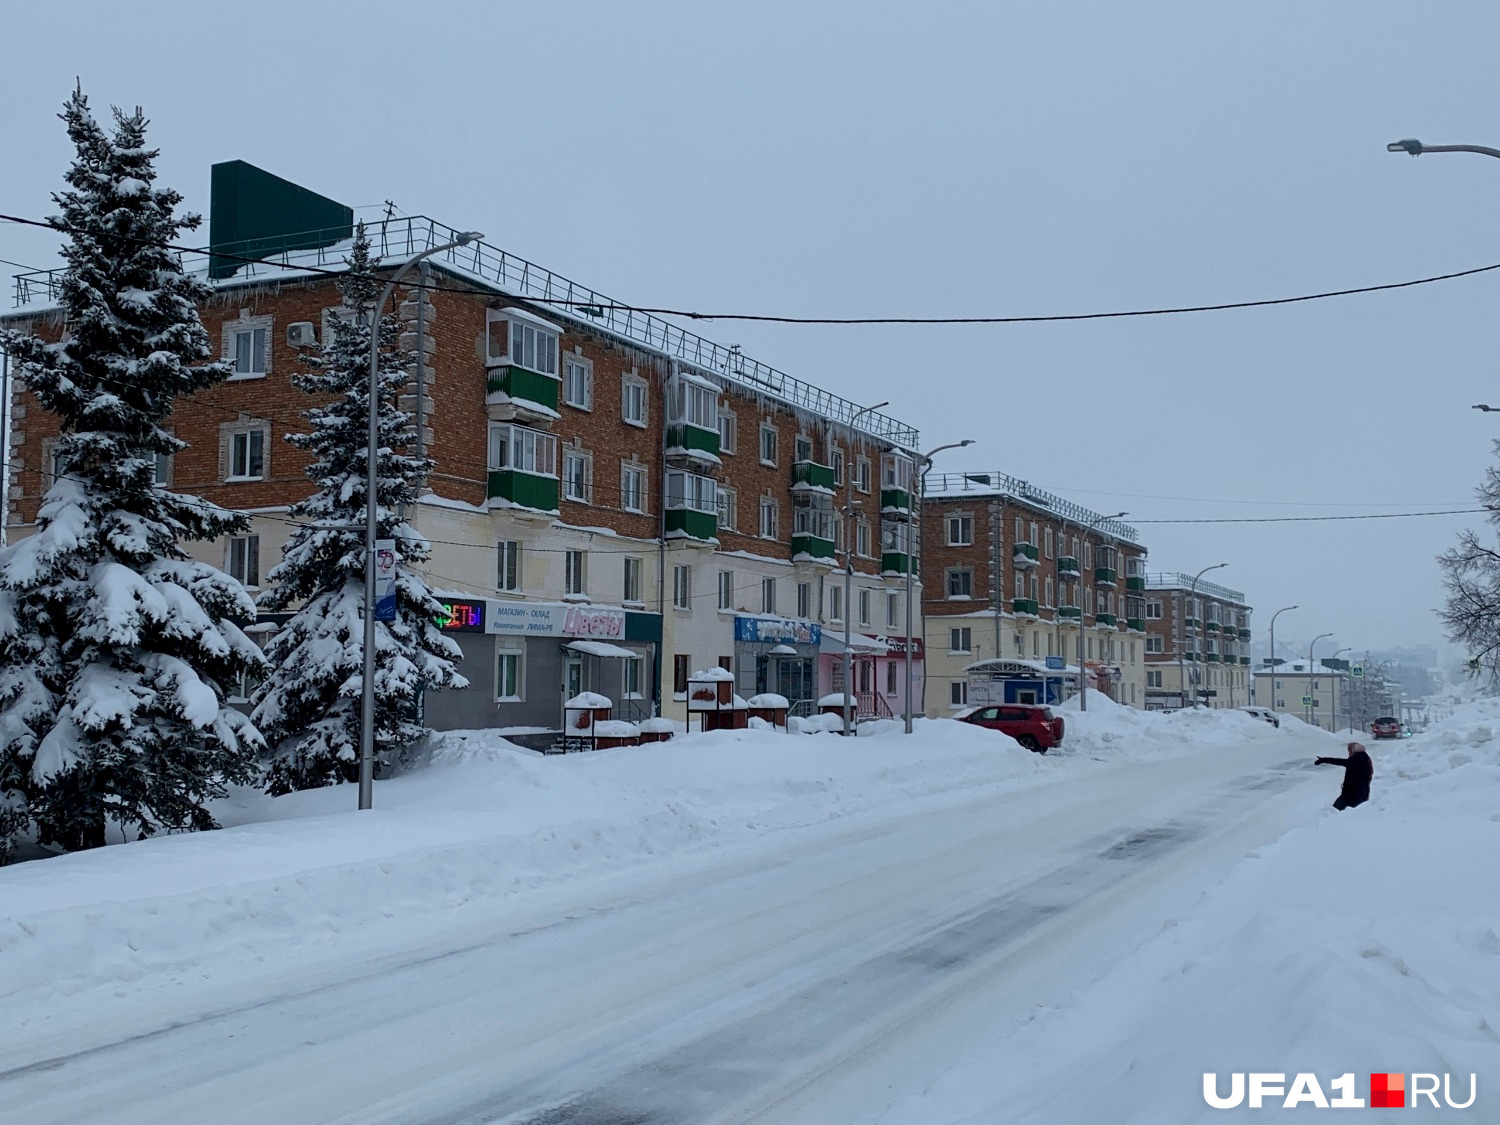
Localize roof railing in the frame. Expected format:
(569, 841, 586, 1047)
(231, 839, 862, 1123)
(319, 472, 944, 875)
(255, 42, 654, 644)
(1145, 571, 1247, 602)
(923, 470, 1140, 543)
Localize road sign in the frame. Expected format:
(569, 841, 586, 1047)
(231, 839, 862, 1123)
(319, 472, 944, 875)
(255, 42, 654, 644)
(1045, 655, 1065, 671)
(1351, 664, 1364, 678)
(1301, 695, 1315, 707)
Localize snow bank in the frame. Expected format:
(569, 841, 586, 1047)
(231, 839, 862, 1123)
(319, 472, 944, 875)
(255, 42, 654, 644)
(888, 698, 1500, 1123)
(0, 705, 1309, 1038)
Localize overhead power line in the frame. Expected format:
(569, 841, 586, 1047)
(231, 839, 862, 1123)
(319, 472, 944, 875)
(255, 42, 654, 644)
(1134, 508, 1487, 524)
(3, 211, 1499, 326)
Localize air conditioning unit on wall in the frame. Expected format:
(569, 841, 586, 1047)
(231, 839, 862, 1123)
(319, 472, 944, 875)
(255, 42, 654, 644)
(286, 322, 318, 348)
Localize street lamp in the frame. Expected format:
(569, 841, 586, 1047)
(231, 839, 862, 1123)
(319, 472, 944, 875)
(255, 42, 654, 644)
(1387, 138, 1500, 160)
(1333, 647, 1352, 732)
(904, 439, 975, 734)
(840, 400, 889, 737)
(1177, 563, 1227, 711)
(1306, 633, 1334, 730)
(359, 230, 483, 811)
(1475, 405, 1499, 413)
(1075, 511, 1127, 712)
(1267, 604, 1297, 687)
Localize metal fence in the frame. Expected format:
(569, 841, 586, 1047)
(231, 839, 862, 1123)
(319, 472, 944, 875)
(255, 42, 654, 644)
(923, 470, 1140, 543)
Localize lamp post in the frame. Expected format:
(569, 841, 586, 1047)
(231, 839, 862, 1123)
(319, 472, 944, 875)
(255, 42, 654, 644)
(359, 230, 483, 811)
(904, 439, 975, 734)
(1333, 646, 1352, 732)
(840, 400, 889, 737)
(1075, 511, 1127, 712)
(1306, 633, 1334, 730)
(1267, 604, 1297, 689)
(1177, 563, 1227, 711)
(1387, 138, 1500, 160)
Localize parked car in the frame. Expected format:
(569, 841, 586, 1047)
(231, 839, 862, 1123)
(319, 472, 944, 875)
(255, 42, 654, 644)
(1240, 706, 1280, 728)
(956, 703, 1065, 752)
(1371, 716, 1402, 739)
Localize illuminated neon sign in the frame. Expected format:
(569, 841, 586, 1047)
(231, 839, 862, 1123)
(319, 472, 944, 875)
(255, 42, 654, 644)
(436, 601, 485, 632)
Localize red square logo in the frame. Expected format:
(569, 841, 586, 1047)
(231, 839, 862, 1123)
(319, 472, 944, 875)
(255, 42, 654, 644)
(1371, 1073, 1405, 1108)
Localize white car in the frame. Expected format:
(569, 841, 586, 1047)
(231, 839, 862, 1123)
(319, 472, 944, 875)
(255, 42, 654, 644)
(1240, 706, 1280, 728)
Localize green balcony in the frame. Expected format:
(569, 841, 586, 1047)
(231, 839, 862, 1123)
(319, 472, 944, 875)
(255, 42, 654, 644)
(791, 460, 836, 493)
(665, 507, 717, 541)
(1185, 616, 1202, 630)
(1057, 605, 1081, 619)
(1240, 656, 1251, 665)
(1095, 567, 1118, 586)
(1127, 617, 1146, 632)
(1013, 543, 1039, 568)
(791, 532, 837, 561)
(487, 470, 558, 512)
(1206, 621, 1221, 633)
(1206, 652, 1221, 662)
(881, 550, 912, 575)
(1057, 555, 1081, 577)
(666, 422, 720, 460)
(486, 364, 559, 413)
(1183, 651, 1198, 662)
(1012, 597, 1039, 616)
(1238, 627, 1251, 640)
(879, 487, 911, 514)
(1126, 575, 1146, 591)
(1097, 612, 1118, 628)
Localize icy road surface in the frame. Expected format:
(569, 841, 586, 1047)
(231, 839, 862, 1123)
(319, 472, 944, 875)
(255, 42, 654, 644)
(0, 736, 1332, 1125)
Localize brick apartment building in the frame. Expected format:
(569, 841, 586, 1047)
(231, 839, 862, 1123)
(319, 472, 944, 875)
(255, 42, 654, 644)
(1142, 572, 1253, 710)
(1, 162, 923, 734)
(920, 472, 1149, 713)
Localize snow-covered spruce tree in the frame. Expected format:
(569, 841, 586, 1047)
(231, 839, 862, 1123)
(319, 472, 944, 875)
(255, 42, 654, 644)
(0, 90, 265, 854)
(251, 225, 466, 794)
(1439, 443, 1500, 689)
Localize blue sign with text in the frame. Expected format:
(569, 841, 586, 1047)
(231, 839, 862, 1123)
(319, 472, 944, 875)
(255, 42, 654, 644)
(734, 617, 822, 646)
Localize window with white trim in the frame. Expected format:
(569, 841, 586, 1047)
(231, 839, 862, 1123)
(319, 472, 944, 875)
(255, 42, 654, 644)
(858, 588, 870, 625)
(563, 355, 592, 410)
(154, 450, 172, 485)
(670, 376, 718, 430)
(950, 681, 968, 707)
(623, 556, 643, 604)
(674, 564, 692, 610)
(565, 550, 587, 596)
(228, 428, 266, 481)
(716, 485, 737, 530)
(488, 424, 558, 476)
(665, 470, 716, 514)
(759, 423, 778, 466)
(831, 444, 844, 485)
(622, 374, 648, 427)
(229, 324, 269, 378)
(797, 582, 811, 619)
(1146, 669, 1162, 688)
(794, 435, 813, 463)
(946, 568, 972, 598)
(623, 656, 643, 698)
(496, 647, 524, 701)
(1146, 635, 1164, 653)
(562, 449, 592, 503)
(621, 463, 647, 513)
(486, 311, 559, 375)
(829, 584, 843, 622)
(1146, 600, 1163, 619)
(718, 569, 734, 611)
(949, 626, 972, 652)
(887, 590, 898, 628)
(497, 540, 522, 592)
(227, 535, 260, 587)
(946, 514, 973, 547)
(854, 456, 871, 492)
(856, 518, 871, 557)
(759, 496, 778, 539)
(761, 577, 777, 614)
(717, 409, 736, 453)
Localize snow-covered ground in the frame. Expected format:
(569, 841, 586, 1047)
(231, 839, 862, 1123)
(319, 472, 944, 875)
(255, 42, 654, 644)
(7, 698, 1476, 1123)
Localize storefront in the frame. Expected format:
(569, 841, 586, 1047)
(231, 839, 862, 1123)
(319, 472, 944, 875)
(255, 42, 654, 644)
(426, 597, 662, 732)
(732, 615, 821, 712)
(964, 658, 1077, 707)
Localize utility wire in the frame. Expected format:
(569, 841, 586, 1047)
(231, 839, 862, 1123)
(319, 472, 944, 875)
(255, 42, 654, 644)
(4, 210, 1499, 326)
(1134, 508, 1487, 524)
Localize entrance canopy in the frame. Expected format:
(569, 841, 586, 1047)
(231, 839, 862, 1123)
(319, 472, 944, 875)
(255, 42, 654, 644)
(819, 633, 891, 656)
(963, 658, 1079, 678)
(565, 640, 638, 659)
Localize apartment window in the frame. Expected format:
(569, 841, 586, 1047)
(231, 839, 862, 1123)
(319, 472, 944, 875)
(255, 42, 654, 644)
(854, 456, 871, 492)
(948, 627, 971, 653)
(562, 355, 592, 410)
(761, 577, 777, 614)
(497, 540, 522, 592)
(665, 470, 716, 515)
(946, 568, 972, 599)
(794, 435, 813, 463)
(1146, 635, 1164, 653)
(946, 514, 974, 547)
(492, 314, 559, 376)
(1045, 577, 1054, 607)
(496, 648, 524, 702)
(797, 582, 812, 619)
(228, 428, 266, 481)
(887, 590, 899, 628)
(622, 374, 648, 427)
(229, 324, 268, 378)
(1147, 669, 1163, 688)
(673, 654, 690, 695)
(856, 519, 871, 557)
(563, 550, 587, 596)
(562, 449, 592, 503)
(1029, 521, 1039, 547)
(829, 585, 843, 622)
(488, 424, 558, 477)
(759, 423, 778, 466)
(831, 444, 844, 485)
(1015, 572, 1025, 598)
(154, 450, 172, 485)
(621, 464, 647, 513)
(759, 497, 778, 539)
(671, 377, 718, 430)
(623, 656, 644, 698)
(887, 661, 898, 694)
(1146, 600, 1162, 619)
(227, 535, 259, 587)
(717, 409, 736, 453)
(716, 486, 737, 531)
(858, 589, 871, 625)
(623, 556, 643, 604)
(673, 564, 692, 610)
(950, 681, 968, 706)
(1015, 517, 1023, 543)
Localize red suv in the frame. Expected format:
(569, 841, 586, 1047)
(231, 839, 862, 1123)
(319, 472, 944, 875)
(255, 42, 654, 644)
(1371, 716, 1402, 740)
(958, 703, 1065, 752)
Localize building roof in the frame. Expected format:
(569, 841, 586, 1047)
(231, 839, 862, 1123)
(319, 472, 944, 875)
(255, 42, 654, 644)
(1253, 661, 1344, 676)
(9, 214, 919, 450)
(1145, 572, 1247, 604)
(922, 471, 1141, 545)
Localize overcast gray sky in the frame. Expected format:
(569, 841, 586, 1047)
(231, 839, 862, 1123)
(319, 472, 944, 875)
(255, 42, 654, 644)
(4, 0, 1497, 658)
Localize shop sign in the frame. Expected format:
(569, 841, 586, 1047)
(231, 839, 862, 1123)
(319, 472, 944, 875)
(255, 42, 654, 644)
(487, 601, 627, 638)
(435, 600, 486, 632)
(734, 616, 822, 645)
(884, 636, 925, 659)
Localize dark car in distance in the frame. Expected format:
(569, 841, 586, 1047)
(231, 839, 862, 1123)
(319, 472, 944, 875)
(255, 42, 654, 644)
(957, 703, 1065, 752)
(1371, 716, 1402, 740)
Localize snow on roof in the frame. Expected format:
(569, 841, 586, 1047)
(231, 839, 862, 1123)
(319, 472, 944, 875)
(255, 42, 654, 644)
(565, 640, 638, 659)
(1254, 661, 1344, 676)
(747, 693, 790, 709)
(690, 667, 736, 682)
(922, 471, 1141, 544)
(593, 720, 639, 738)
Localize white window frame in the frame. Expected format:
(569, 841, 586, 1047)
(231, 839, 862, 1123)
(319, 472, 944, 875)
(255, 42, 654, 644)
(670, 375, 718, 430)
(227, 428, 266, 482)
(949, 626, 972, 653)
(496, 646, 524, 702)
(665, 470, 717, 514)
(950, 680, 968, 707)
(225, 318, 270, 380)
(887, 590, 898, 629)
(674, 564, 693, 610)
(854, 455, 871, 493)
(858, 588, 871, 626)
(562, 448, 592, 504)
(623, 556, 643, 605)
(946, 514, 973, 547)
(497, 540, 522, 592)
(226, 534, 260, 587)
(486, 309, 560, 376)
(794, 434, 813, 463)
(762, 577, 777, 614)
(797, 581, 812, 619)
(946, 567, 972, 599)
(717, 408, 736, 454)
(621, 463, 647, 514)
(831, 443, 844, 486)
(623, 656, 644, 699)
(855, 518, 872, 558)
(488, 424, 559, 477)
(565, 549, 587, 597)
(1146, 600, 1163, 619)
(717, 569, 734, 612)
(759, 423, 778, 467)
(759, 496, 778, 539)
(622, 374, 648, 427)
(829, 584, 843, 623)
(716, 486, 737, 531)
(562, 354, 593, 410)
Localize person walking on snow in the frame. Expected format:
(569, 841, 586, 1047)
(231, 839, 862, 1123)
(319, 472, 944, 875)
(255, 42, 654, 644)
(1315, 741, 1373, 810)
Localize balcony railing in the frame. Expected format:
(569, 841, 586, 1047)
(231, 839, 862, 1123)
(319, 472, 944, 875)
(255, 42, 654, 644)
(1127, 617, 1146, 632)
(791, 460, 836, 493)
(1057, 605, 1081, 619)
(1057, 555, 1080, 576)
(1013, 543, 1039, 568)
(1097, 612, 1118, 628)
(1012, 598, 1039, 616)
(1095, 567, 1118, 586)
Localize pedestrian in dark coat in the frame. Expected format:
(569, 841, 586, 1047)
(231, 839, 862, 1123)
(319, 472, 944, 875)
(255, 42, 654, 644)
(1315, 741, 1373, 809)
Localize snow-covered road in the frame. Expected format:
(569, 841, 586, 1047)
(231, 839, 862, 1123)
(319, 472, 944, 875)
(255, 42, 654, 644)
(0, 734, 1334, 1125)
